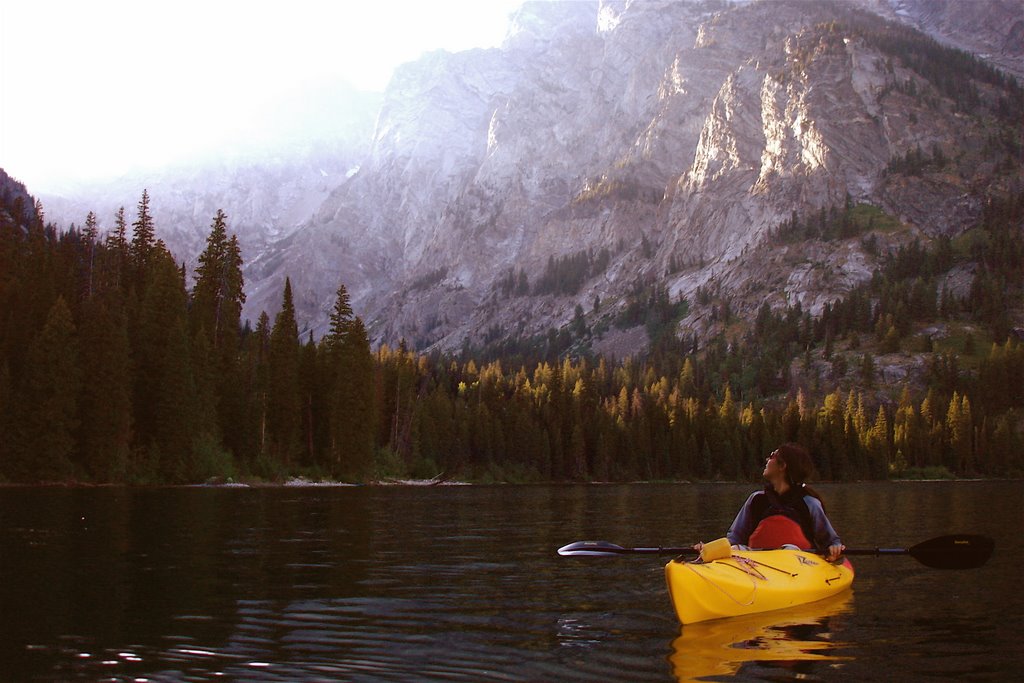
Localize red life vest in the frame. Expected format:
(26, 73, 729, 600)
(748, 514, 813, 549)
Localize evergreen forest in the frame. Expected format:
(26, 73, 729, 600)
(2, 172, 1023, 485)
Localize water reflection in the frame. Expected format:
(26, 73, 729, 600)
(1, 482, 1021, 681)
(669, 591, 853, 681)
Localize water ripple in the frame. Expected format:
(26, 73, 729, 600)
(3, 483, 1022, 681)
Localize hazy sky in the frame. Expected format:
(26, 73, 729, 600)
(1, 0, 524, 192)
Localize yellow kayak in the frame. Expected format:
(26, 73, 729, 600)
(665, 547, 854, 625)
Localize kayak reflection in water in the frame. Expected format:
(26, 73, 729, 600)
(697, 443, 846, 561)
(668, 591, 854, 681)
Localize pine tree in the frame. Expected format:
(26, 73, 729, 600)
(893, 386, 921, 469)
(192, 322, 220, 431)
(865, 405, 890, 479)
(11, 219, 59, 373)
(191, 211, 246, 460)
(328, 283, 354, 339)
(191, 210, 245, 352)
(301, 333, 323, 468)
(15, 297, 81, 481)
(130, 190, 156, 283)
(947, 392, 974, 474)
(154, 312, 196, 481)
(919, 389, 944, 468)
(267, 278, 302, 469)
(225, 235, 244, 325)
(251, 312, 272, 463)
(818, 389, 847, 479)
(78, 289, 132, 481)
(133, 247, 194, 481)
(323, 283, 375, 479)
(192, 210, 229, 341)
(105, 206, 129, 291)
(83, 211, 98, 298)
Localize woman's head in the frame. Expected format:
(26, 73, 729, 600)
(773, 442, 815, 487)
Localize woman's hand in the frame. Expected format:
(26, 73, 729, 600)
(826, 543, 846, 561)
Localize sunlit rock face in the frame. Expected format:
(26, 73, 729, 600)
(38, 0, 1023, 351)
(249, 0, 1019, 350)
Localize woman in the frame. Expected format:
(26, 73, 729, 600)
(705, 443, 846, 561)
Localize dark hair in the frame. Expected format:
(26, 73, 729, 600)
(775, 442, 826, 509)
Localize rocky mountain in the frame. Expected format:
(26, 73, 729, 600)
(249, 0, 1022, 353)
(0, 170, 36, 228)
(863, 0, 1024, 79)
(37, 0, 1024, 356)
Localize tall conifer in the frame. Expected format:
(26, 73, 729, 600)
(78, 289, 132, 481)
(267, 278, 302, 468)
(299, 333, 322, 468)
(154, 312, 195, 481)
(130, 190, 156, 289)
(192, 210, 244, 351)
(134, 247, 193, 480)
(106, 206, 129, 291)
(192, 211, 246, 460)
(322, 283, 376, 478)
(83, 211, 98, 298)
(251, 312, 272, 462)
(16, 297, 81, 481)
(332, 317, 376, 479)
(192, 210, 228, 340)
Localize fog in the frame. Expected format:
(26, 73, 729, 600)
(0, 0, 522, 192)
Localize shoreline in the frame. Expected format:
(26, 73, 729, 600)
(0, 477, 1015, 489)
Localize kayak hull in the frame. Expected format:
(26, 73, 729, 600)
(665, 549, 854, 624)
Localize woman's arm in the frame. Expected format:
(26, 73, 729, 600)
(804, 495, 844, 559)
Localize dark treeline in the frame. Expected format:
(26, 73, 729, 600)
(499, 247, 614, 298)
(1, 181, 373, 483)
(2, 174, 1024, 484)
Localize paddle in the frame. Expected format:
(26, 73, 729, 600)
(557, 541, 699, 557)
(557, 534, 994, 570)
(843, 533, 994, 570)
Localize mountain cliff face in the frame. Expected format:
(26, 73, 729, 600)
(36, 0, 1024, 355)
(867, 0, 1024, 79)
(248, 0, 1022, 353)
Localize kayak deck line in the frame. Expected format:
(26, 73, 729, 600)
(725, 556, 768, 580)
(679, 553, 805, 611)
(733, 555, 799, 577)
(687, 552, 802, 578)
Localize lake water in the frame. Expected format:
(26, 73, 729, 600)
(1, 481, 1021, 681)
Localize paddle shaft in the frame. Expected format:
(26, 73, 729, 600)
(558, 534, 993, 569)
(844, 547, 911, 556)
(626, 546, 698, 555)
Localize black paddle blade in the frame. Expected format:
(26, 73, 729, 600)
(557, 541, 699, 557)
(557, 541, 629, 557)
(909, 534, 994, 570)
